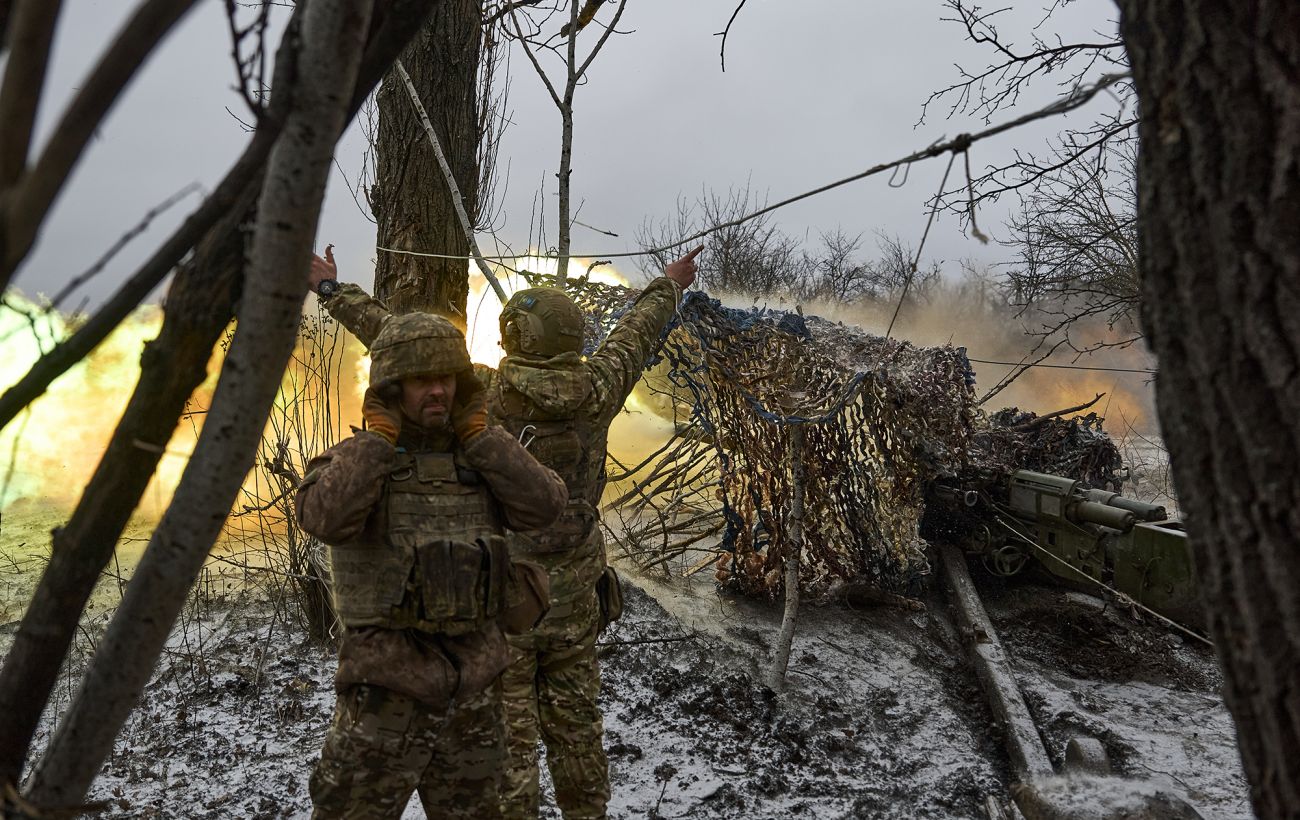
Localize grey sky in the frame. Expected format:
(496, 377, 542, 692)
(12, 0, 1123, 308)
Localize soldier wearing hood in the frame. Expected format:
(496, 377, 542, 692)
(296, 311, 567, 819)
(309, 245, 700, 819)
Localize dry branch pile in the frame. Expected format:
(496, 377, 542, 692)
(970, 407, 1123, 491)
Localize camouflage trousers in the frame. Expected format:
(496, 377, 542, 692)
(500, 589, 608, 819)
(310, 681, 506, 819)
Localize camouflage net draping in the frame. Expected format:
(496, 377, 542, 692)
(533, 275, 983, 597)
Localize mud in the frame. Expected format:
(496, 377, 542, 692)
(4, 560, 1251, 819)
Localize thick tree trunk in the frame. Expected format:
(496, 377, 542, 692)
(372, 0, 482, 322)
(1117, 3, 1300, 816)
(0, 0, 442, 794)
(22, 0, 378, 807)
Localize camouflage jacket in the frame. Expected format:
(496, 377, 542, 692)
(322, 278, 682, 611)
(296, 424, 567, 704)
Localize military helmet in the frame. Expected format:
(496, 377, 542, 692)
(499, 287, 585, 357)
(369, 312, 471, 385)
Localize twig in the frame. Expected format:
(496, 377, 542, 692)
(48, 182, 202, 311)
(1009, 392, 1104, 431)
(715, 0, 750, 72)
(376, 73, 1131, 264)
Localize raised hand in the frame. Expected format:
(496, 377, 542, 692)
(664, 245, 703, 289)
(309, 244, 338, 292)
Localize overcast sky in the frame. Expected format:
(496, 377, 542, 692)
(12, 0, 1123, 308)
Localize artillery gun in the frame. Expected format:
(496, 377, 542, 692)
(927, 469, 1201, 631)
(928, 468, 1209, 819)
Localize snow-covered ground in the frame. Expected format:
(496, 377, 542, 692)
(2, 556, 1250, 819)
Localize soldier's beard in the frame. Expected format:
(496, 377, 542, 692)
(399, 403, 451, 431)
(416, 405, 451, 430)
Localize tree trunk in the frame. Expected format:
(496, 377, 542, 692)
(0, 2, 442, 794)
(555, 0, 579, 281)
(21, 0, 378, 807)
(1116, 3, 1300, 816)
(371, 0, 482, 322)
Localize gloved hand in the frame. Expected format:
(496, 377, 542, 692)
(451, 371, 488, 442)
(362, 382, 402, 444)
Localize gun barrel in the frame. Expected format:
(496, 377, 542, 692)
(1068, 500, 1136, 531)
(1085, 489, 1167, 522)
(933, 484, 979, 507)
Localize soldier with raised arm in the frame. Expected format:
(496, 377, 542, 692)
(296, 311, 566, 819)
(309, 246, 700, 819)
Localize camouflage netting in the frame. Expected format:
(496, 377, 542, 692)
(534, 275, 979, 596)
(531, 274, 1126, 598)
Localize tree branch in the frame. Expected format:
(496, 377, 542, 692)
(509, 4, 564, 109)
(0, 0, 63, 188)
(715, 0, 750, 73)
(1, 0, 202, 289)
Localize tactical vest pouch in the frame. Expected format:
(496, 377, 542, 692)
(482, 534, 512, 617)
(596, 565, 623, 633)
(416, 539, 483, 625)
(415, 535, 511, 629)
(499, 559, 552, 635)
(528, 425, 584, 477)
(328, 540, 413, 627)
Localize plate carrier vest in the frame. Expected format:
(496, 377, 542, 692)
(328, 449, 511, 635)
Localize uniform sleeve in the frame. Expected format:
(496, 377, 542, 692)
(460, 426, 569, 530)
(322, 283, 394, 348)
(584, 276, 682, 420)
(473, 363, 499, 393)
(295, 432, 396, 543)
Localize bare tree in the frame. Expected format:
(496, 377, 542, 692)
(370, 0, 506, 319)
(1116, 1, 1300, 814)
(1004, 140, 1140, 355)
(21, 0, 381, 807)
(0, 0, 443, 795)
(866, 232, 942, 304)
(501, 0, 628, 279)
(638, 187, 802, 297)
(798, 229, 870, 303)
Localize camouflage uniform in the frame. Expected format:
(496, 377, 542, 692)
(296, 313, 568, 820)
(323, 278, 683, 818)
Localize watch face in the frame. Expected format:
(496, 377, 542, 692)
(318, 279, 338, 297)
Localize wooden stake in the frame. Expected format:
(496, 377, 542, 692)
(767, 422, 805, 691)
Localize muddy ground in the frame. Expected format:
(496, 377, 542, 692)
(3, 553, 1249, 819)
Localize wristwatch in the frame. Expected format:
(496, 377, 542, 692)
(317, 279, 339, 299)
